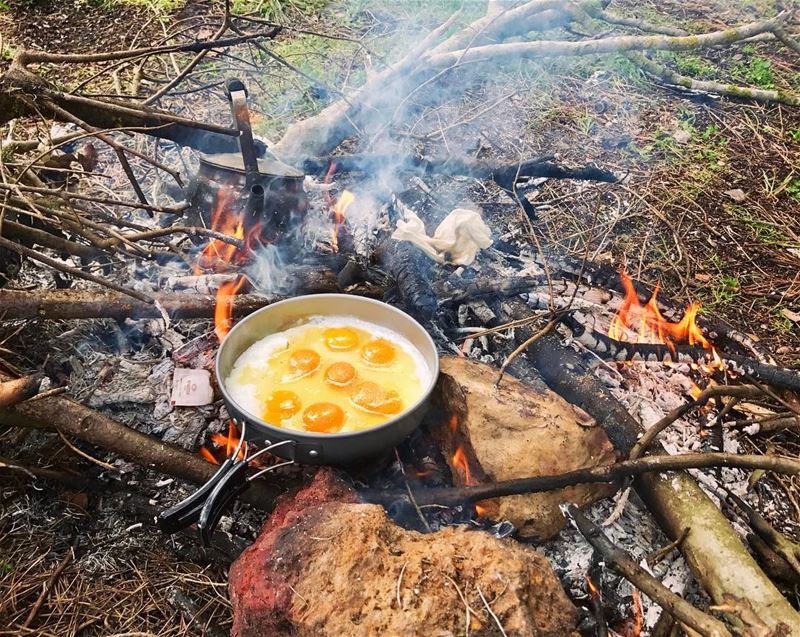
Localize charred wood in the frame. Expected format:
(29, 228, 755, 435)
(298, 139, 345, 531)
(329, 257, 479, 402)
(566, 505, 734, 637)
(501, 300, 800, 634)
(302, 154, 618, 186)
(379, 241, 437, 322)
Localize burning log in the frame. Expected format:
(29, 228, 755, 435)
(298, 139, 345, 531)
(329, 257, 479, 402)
(0, 373, 45, 408)
(430, 356, 616, 540)
(229, 469, 579, 637)
(560, 312, 800, 394)
(502, 303, 800, 635)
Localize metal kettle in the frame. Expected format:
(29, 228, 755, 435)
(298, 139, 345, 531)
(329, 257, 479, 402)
(182, 78, 307, 244)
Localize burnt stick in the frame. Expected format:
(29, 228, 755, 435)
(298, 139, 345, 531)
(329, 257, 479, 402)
(360, 453, 800, 508)
(301, 154, 618, 185)
(560, 313, 800, 393)
(0, 373, 45, 408)
(565, 505, 733, 637)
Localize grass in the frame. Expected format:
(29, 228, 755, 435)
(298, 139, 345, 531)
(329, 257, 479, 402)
(669, 53, 717, 79)
(787, 178, 800, 202)
(91, 0, 185, 12)
(232, 0, 329, 21)
(732, 56, 775, 89)
(733, 207, 789, 245)
(704, 274, 740, 310)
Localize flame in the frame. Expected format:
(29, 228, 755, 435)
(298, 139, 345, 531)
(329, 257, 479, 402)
(609, 271, 721, 368)
(451, 441, 489, 517)
(214, 275, 246, 342)
(585, 575, 601, 599)
(615, 590, 643, 637)
(331, 190, 355, 252)
(200, 420, 247, 464)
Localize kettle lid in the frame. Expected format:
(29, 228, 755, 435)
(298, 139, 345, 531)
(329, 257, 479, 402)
(200, 152, 304, 178)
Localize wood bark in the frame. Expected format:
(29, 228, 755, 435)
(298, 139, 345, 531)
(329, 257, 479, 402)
(0, 373, 44, 408)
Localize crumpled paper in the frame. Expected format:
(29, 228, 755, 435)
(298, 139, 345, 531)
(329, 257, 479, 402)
(391, 208, 492, 266)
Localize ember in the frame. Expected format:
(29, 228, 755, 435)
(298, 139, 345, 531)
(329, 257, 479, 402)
(201, 420, 248, 465)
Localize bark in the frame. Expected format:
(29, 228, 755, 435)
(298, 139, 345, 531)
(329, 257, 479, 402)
(0, 373, 44, 408)
(0, 269, 339, 320)
(629, 52, 800, 106)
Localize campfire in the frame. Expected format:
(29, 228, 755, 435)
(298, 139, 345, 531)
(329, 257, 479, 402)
(1, 1, 800, 636)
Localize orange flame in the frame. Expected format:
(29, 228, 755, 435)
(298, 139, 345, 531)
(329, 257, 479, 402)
(609, 271, 722, 368)
(331, 190, 355, 252)
(451, 441, 489, 517)
(200, 420, 247, 464)
(586, 575, 601, 599)
(214, 275, 246, 342)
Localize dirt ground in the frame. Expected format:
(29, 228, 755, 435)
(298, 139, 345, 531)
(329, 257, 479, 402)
(1, 0, 799, 635)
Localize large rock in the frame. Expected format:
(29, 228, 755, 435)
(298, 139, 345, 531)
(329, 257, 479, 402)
(433, 356, 616, 540)
(230, 469, 578, 637)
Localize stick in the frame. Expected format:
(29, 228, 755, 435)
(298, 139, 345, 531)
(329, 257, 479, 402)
(0, 236, 153, 303)
(22, 545, 75, 629)
(565, 505, 733, 637)
(0, 374, 280, 509)
(0, 373, 44, 408)
(361, 452, 800, 507)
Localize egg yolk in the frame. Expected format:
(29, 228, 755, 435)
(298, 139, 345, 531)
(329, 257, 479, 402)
(323, 327, 359, 351)
(360, 339, 396, 366)
(288, 349, 321, 376)
(325, 362, 357, 387)
(264, 390, 301, 421)
(303, 402, 345, 433)
(351, 381, 402, 415)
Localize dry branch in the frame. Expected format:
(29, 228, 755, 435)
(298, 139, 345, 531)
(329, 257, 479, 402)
(0, 373, 280, 509)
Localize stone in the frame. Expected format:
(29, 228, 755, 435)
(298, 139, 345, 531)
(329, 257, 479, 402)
(229, 470, 578, 637)
(432, 356, 616, 540)
(724, 188, 747, 202)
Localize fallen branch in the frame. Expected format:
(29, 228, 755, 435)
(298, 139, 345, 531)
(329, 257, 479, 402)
(362, 452, 800, 508)
(566, 505, 733, 637)
(0, 373, 280, 509)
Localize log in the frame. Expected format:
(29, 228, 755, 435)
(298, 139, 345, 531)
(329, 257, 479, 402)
(0, 373, 280, 509)
(0, 373, 44, 408)
(501, 302, 800, 635)
(0, 266, 340, 320)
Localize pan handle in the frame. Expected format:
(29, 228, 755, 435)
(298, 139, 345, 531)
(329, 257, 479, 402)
(157, 458, 235, 534)
(197, 460, 252, 547)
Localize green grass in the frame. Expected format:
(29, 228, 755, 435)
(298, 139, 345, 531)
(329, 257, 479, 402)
(732, 56, 775, 89)
(787, 178, 800, 202)
(232, 0, 329, 21)
(733, 207, 789, 244)
(789, 129, 800, 143)
(703, 275, 740, 310)
(669, 53, 717, 79)
(91, 0, 184, 12)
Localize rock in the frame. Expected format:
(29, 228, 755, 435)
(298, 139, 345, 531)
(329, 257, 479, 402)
(230, 470, 578, 637)
(672, 129, 692, 144)
(724, 188, 747, 203)
(432, 356, 616, 540)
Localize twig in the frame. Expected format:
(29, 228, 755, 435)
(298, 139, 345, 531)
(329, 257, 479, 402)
(57, 430, 119, 472)
(476, 585, 508, 637)
(565, 505, 733, 637)
(22, 546, 75, 629)
(0, 373, 44, 408)
(496, 317, 558, 384)
(647, 527, 691, 567)
(629, 385, 762, 459)
(0, 236, 153, 303)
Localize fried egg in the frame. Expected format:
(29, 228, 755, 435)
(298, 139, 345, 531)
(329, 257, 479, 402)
(225, 316, 431, 434)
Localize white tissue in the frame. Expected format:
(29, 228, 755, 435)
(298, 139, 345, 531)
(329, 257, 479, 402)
(391, 208, 492, 266)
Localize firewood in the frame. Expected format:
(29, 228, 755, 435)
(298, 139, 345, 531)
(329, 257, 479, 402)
(0, 373, 45, 408)
(0, 372, 281, 510)
(502, 301, 800, 635)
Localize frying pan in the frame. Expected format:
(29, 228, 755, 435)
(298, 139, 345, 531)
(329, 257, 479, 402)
(158, 294, 439, 544)
(217, 294, 440, 464)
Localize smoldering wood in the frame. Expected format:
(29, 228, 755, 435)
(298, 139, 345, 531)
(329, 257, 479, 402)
(499, 300, 800, 633)
(0, 268, 341, 320)
(301, 153, 618, 186)
(379, 240, 438, 322)
(566, 505, 734, 637)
